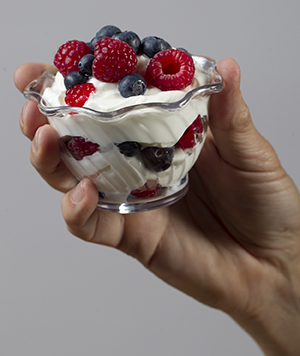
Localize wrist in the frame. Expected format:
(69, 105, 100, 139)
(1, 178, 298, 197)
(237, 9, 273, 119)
(232, 275, 300, 356)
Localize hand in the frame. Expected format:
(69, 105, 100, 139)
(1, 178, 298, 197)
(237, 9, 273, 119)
(15, 59, 300, 356)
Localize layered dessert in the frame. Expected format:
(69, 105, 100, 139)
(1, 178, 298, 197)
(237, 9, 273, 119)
(26, 25, 223, 213)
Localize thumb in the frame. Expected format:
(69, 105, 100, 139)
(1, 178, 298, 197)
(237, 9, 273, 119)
(208, 58, 277, 172)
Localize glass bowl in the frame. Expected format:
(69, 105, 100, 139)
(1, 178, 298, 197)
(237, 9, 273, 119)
(24, 55, 223, 213)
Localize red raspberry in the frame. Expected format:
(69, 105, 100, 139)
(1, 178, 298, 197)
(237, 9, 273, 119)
(64, 136, 100, 161)
(92, 37, 137, 82)
(65, 83, 96, 107)
(177, 115, 204, 150)
(130, 180, 161, 199)
(54, 40, 92, 77)
(146, 49, 195, 91)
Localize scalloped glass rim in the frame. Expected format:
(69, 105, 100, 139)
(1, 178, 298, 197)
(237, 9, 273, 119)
(23, 55, 223, 123)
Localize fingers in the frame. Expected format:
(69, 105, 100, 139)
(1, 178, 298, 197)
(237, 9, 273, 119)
(30, 124, 78, 192)
(20, 100, 48, 139)
(14, 62, 53, 92)
(61, 179, 125, 246)
(209, 58, 279, 172)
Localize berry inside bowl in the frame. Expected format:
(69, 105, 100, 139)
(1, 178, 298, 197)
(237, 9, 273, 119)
(24, 55, 223, 213)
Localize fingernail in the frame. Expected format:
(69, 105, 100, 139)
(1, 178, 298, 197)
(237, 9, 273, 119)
(71, 181, 85, 203)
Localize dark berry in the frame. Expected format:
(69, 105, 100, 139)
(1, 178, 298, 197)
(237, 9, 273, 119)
(113, 31, 141, 54)
(141, 146, 175, 172)
(177, 47, 192, 57)
(118, 73, 147, 98)
(95, 25, 121, 38)
(116, 141, 141, 157)
(64, 71, 88, 89)
(140, 36, 171, 58)
(78, 54, 95, 76)
(62, 136, 100, 161)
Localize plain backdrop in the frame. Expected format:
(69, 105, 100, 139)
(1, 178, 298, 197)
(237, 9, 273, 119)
(1, 1, 300, 355)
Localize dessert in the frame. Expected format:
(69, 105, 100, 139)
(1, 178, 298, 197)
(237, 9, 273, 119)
(24, 25, 223, 213)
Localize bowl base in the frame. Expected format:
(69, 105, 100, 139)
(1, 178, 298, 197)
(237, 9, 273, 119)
(96, 179, 189, 214)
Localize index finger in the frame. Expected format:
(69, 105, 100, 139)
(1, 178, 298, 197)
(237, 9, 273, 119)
(14, 62, 54, 93)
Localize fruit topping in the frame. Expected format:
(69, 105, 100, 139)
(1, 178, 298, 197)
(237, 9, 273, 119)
(141, 146, 175, 172)
(95, 25, 121, 39)
(64, 71, 88, 89)
(54, 40, 92, 77)
(177, 115, 204, 150)
(65, 83, 96, 107)
(62, 136, 100, 161)
(116, 141, 141, 157)
(146, 49, 195, 91)
(113, 31, 141, 54)
(78, 54, 95, 76)
(92, 37, 137, 83)
(130, 180, 162, 199)
(118, 73, 147, 98)
(140, 36, 171, 58)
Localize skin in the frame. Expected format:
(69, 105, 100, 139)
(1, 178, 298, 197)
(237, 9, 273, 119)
(15, 58, 300, 355)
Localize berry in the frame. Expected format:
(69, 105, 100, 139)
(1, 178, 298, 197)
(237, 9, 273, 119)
(116, 141, 141, 157)
(92, 37, 137, 82)
(140, 36, 171, 58)
(113, 31, 141, 54)
(95, 25, 121, 38)
(177, 115, 204, 150)
(54, 40, 92, 77)
(118, 73, 147, 98)
(130, 180, 161, 199)
(65, 83, 96, 107)
(141, 146, 175, 172)
(78, 54, 95, 76)
(146, 49, 195, 91)
(64, 71, 88, 89)
(63, 136, 100, 161)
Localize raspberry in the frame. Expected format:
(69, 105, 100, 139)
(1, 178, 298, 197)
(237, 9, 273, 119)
(63, 136, 100, 161)
(130, 180, 161, 199)
(65, 83, 96, 107)
(54, 40, 92, 77)
(146, 49, 195, 91)
(177, 115, 204, 150)
(92, 37, 137, 82)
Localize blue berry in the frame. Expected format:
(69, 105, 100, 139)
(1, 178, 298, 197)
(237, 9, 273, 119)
(141, 146, 175, 172)
(96, 25, 121, 38)
(78, 54, 95, 76)
(116, 141, 141, 157)
(118, 73, 147, 98)
(140, 36, 171, 58)
(64, 71, 88, 89)
(113, 31, 141, 54)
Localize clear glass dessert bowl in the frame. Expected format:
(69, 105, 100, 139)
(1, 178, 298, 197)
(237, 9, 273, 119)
(24, 55, 223, 213)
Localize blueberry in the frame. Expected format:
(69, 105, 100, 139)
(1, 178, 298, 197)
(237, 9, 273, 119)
(141, 146, 175, 172)
(118, 73, 147, 98)
(177, 47, 192, 57)
(96, 25, 121, 38)
(140, 36, 172, 58)
(64, 71, 88, 89)
(113, 31, 141, 54)
(116, 141, 141, 157)
(78, 54, 95, 76)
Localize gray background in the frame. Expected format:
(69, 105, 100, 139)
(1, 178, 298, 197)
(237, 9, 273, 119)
(1, 0, 299, 355)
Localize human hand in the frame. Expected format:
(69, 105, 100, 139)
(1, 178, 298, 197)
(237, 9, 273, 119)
(15, 59, 300, 356)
